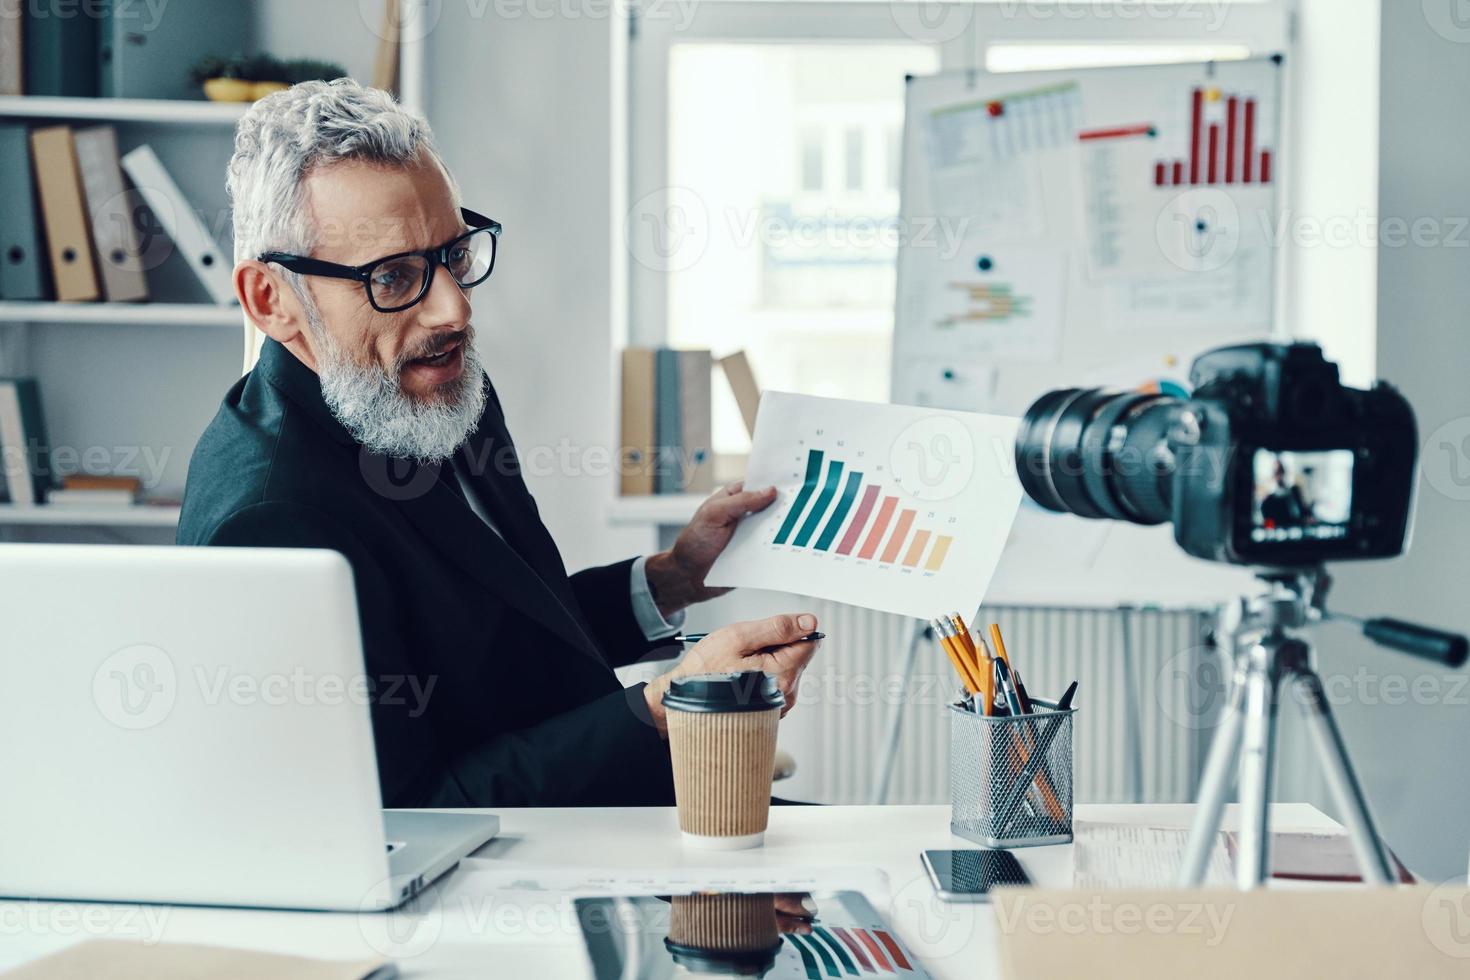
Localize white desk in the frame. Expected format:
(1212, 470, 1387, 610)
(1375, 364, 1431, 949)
(1, 803, 1344, 979)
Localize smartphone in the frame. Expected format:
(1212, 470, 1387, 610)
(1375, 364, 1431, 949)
(921, 849, 1031, 902)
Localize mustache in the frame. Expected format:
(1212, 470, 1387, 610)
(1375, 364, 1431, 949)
(395, 327, 474, 370)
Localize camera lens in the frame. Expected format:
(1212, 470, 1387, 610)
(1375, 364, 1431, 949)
(1015, 387, 1184, 526)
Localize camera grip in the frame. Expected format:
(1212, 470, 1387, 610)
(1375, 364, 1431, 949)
(1362, 618, 1469, 667)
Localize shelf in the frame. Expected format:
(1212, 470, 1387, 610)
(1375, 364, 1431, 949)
(0, 504, 181, 527)
(0, 96, 249, 126)
(607, 494, 705, 527)
(0, 303, 241, 327)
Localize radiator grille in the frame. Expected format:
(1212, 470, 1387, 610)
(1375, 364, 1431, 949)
(761, 602, 1218, 806)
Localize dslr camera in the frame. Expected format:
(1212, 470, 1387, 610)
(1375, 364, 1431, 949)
(1015, 342, 1417, 567)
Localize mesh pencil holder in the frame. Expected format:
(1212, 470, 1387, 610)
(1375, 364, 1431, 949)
(949, 700, 1076, 848)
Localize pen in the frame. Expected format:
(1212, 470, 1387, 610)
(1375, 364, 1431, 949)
(995, 682, 1080, 834)
(672, 631, 825, 644)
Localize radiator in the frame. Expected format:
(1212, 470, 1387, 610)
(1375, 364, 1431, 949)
(682, 602, 1219, 806)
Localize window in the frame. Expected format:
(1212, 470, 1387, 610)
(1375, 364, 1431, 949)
(629, 1, 1289, 455)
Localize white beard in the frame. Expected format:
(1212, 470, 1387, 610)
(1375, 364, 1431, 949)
(313, 318, 488, 463)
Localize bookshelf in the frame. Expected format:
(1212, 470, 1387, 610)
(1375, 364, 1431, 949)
(0, 302, 241, 327)
(1, 94, 245, 534)
(0, 504, 181, 528)
(0, 96, 248, 126)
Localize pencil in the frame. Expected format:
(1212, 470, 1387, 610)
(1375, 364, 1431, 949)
(952, 613, 994, 715)
(931, 618, 979, 696)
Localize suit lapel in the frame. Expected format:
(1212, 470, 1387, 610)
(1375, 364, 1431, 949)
(385, 454, 605, 663)
(254, 340, 606, 664)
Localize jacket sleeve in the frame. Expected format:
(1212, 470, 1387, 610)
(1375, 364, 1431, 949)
(568, 558, 682, 670)
(201, 500, 676, 808)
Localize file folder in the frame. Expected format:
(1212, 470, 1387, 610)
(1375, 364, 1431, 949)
(30, 125, 101, 303)
(0, 0, 21, 96)
(0, 124, 47, 299)
(74, 125, 150, 302)
(121, 144, 236, 306)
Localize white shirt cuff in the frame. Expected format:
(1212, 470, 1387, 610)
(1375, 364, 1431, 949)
(630, 555, 685, 641)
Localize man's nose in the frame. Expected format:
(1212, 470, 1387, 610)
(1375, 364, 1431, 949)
(419, 260, 473, 328)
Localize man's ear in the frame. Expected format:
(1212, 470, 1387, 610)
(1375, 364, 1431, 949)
(236, 260, 308, 347)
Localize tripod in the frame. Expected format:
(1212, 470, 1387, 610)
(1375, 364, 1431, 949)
(1179, 566, 1466, 889)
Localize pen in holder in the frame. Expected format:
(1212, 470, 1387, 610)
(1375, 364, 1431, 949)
(949, 699, 1076, 848)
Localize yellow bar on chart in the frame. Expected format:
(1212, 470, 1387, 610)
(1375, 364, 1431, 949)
(901, 530, 931, 567)
(924, 535, 954, 572)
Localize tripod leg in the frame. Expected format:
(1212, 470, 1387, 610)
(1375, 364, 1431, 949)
(1234, 640, 1283, 889)
(1179, 654, 1250, 887)
(1289, 669, 1396, 885)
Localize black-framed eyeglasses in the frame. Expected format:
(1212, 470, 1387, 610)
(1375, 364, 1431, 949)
(259, 207, 502, 314)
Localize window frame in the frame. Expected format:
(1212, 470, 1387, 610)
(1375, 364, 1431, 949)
(628, 0, 1293, 347)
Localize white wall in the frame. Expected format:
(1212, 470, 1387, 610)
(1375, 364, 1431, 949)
(1317, 2, 1470, 882)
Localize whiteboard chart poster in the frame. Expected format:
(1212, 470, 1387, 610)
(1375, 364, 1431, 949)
(707, 392, 1023, 621)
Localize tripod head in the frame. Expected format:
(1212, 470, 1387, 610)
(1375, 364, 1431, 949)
(1229, 566, 1468, 667)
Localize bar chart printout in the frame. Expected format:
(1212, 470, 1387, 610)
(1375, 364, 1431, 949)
(707, 392, 1025, 621)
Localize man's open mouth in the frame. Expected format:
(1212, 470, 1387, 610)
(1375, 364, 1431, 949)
(409, 337, 463, 368)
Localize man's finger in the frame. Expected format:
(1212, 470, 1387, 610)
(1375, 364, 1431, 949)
(699, 486, 777, 525)
(732, 612, 817, 651)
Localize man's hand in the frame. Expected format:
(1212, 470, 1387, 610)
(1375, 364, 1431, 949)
(643, 482, 778, 618)
(643, 613, 821, 734)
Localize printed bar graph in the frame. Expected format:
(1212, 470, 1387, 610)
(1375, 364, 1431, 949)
(774, 452, 956, 572)
(1156, 85, 1273, 187)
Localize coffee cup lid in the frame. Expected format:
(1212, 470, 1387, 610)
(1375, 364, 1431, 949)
(661, 671, 786, 713)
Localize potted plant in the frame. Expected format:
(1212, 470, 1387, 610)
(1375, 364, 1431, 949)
(190, 54, 254, 103)
(190, 54, 349, 102)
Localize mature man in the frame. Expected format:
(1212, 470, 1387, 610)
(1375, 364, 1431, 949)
(177, 79, 819, 808)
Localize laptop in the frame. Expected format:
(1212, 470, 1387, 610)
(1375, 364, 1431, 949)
(0, 543, 499, 911)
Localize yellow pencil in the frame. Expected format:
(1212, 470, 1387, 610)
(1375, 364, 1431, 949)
(951, 613, 994, 715)
(932, 618, 982, 695)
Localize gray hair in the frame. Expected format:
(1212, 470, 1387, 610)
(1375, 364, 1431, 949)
(227, 78, 461, 310)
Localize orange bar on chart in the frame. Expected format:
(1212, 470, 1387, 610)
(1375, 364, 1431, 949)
(925, 535, 954, 572)
(879, 510, 917, 564)
(856, 496, 898, 560)
(901, 529, 931, 567)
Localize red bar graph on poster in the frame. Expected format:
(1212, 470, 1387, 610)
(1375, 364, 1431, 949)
(1152, 84, 1273, 187)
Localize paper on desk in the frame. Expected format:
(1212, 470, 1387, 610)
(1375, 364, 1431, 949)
(0, 939, 394, 980)
(447, 860, 891, 902)
(706, 392, 1023, 621)
(1072, 822, 1232, 888)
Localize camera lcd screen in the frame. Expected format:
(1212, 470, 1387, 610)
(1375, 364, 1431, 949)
(1251, 448, 1354, 545)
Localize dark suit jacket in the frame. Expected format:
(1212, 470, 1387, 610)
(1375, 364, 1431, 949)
(177, 338, 677, 808)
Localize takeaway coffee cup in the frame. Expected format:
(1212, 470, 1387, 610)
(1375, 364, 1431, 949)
(664, 893, 782, 975)
(663, 671, 785, 850)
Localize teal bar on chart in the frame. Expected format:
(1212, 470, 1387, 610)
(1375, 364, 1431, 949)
(814, 470, 864, 551)
(792, 458, 845, 548)
(773, 449, 825, 545)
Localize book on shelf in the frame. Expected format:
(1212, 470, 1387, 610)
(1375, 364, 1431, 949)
(73, 124, 150, 302)
(121, 144, 237, 306)
(0, 0, 21, 97)
(21, 0, 96, 97)
(30, 125, 101, 303)
(0, 122, 47, 300)
(619, 347, 714, 497)
(44, 488, 137, 508)
(0, 377, 50, 506)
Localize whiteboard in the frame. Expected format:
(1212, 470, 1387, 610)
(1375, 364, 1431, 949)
(890, 58, 1286, 608)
